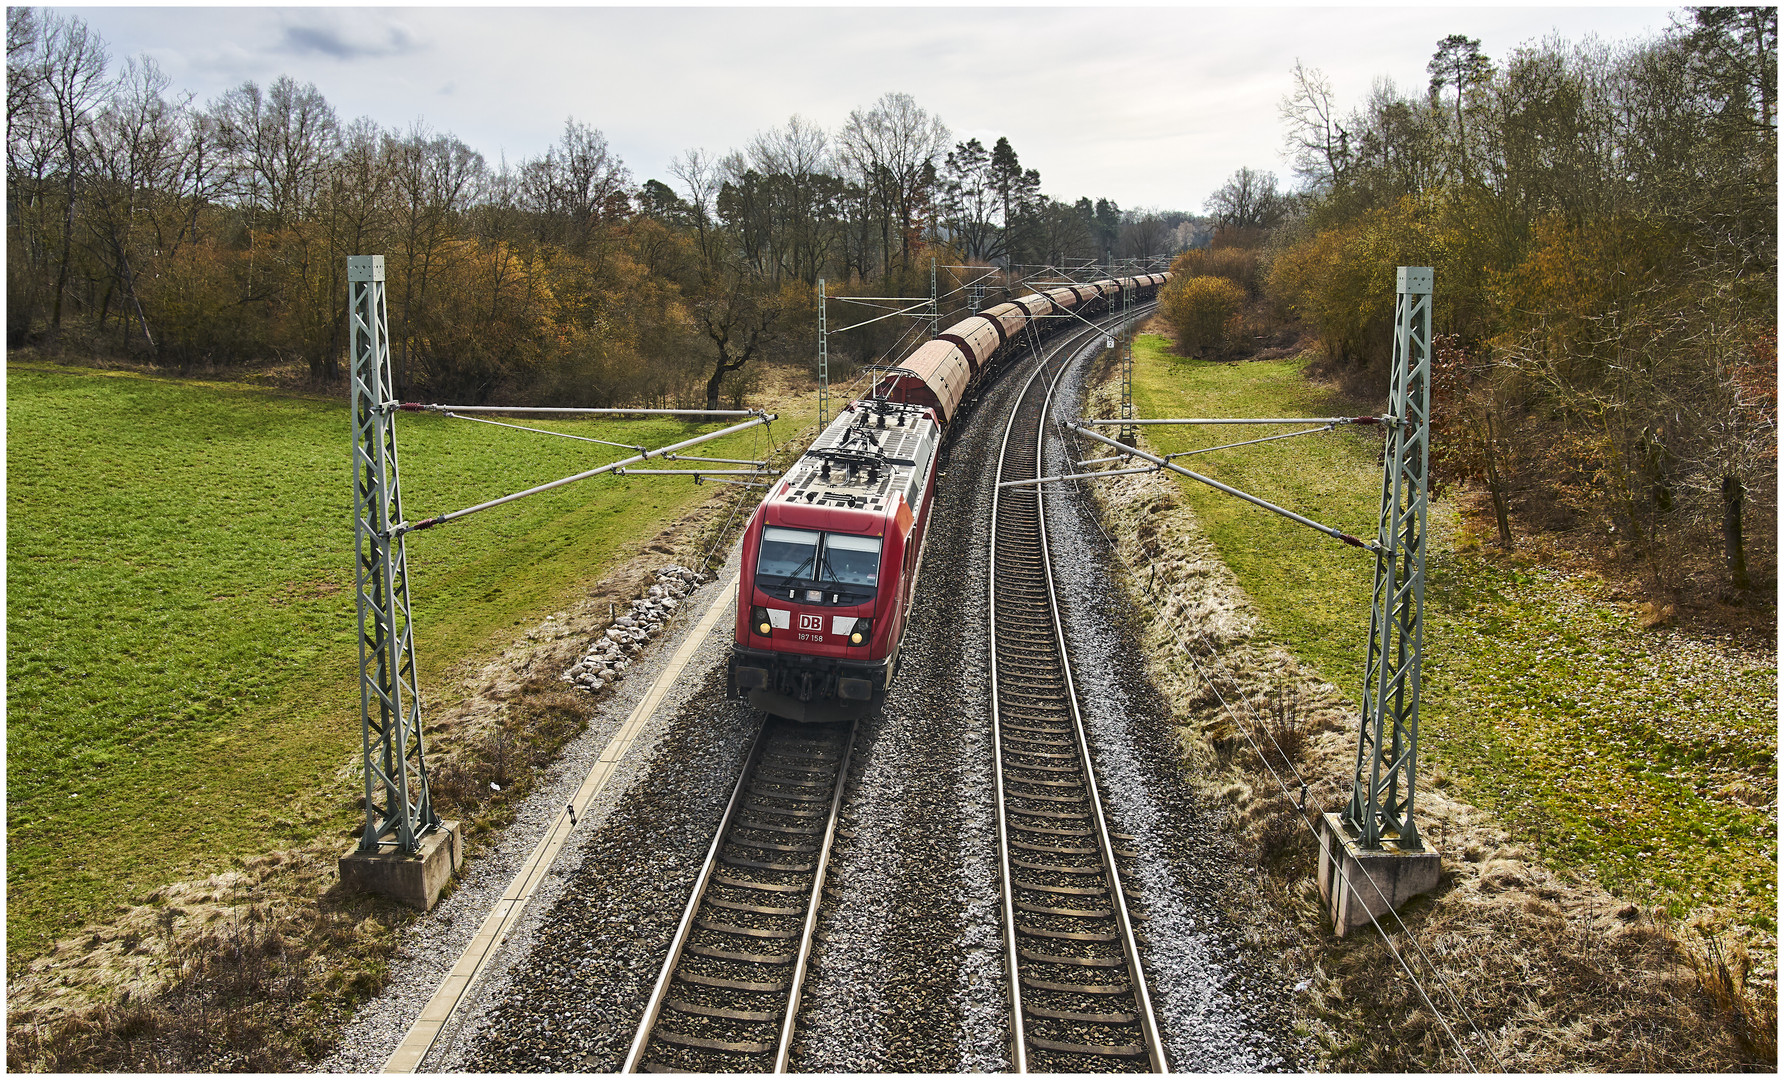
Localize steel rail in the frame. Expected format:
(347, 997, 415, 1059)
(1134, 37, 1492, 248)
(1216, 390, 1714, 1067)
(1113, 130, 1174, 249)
(621, 719, 856, 1073)
(990, 306, 1168, 1073)
(1033, 327, 1167, 1073)
(773, 721, 858, 1072)
(620, 729, 769, 1073)
(990, 318, 1117, 1073)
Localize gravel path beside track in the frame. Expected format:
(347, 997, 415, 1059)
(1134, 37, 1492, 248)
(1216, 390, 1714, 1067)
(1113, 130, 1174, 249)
(321, 548, 753, 1073)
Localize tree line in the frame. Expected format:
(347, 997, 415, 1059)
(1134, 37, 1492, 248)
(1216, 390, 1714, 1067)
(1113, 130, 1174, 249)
(6, 8, 1194, 408)
(1156, 8, 1775, 601)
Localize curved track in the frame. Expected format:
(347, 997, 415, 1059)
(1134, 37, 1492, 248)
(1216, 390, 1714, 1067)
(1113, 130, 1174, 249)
(622, 718, 854, 1073)
(990, 314, 1167, 1072)
(624, 303, 1156, 1073)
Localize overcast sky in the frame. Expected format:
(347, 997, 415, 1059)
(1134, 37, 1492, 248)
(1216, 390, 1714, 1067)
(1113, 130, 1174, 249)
(65, 4, 1679, 213)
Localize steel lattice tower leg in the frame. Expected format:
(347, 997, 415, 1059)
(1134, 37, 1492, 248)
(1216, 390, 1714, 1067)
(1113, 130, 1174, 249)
(817, 278, 829, 428)
(1344, 266, 1433, 851)
(350, 254, 437, 854)
(929, 258, 938, 339)
(1120, 284, 1136, 445)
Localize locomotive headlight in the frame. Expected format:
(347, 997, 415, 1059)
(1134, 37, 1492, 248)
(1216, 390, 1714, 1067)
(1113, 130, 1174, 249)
(751, 606, 772, 637)
(849, 618, 873, 646)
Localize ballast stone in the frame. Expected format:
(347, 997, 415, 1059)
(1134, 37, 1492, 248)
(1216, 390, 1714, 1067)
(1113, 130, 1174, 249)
(559, 563, 709, 691)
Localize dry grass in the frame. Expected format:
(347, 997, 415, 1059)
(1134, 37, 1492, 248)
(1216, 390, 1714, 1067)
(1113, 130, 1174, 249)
(2, 452, 794, 1071)
(6, 844, 404, 1071)
(1078, 379, 1776, 1071)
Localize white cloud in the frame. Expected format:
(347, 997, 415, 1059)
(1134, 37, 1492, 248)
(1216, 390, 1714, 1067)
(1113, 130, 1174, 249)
(66, 5, 1674, 211)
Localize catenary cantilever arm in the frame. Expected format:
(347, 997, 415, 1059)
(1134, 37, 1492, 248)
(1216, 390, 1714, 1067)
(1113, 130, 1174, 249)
(398, 414, 776, 535)
(1066, 422, 1380, 553)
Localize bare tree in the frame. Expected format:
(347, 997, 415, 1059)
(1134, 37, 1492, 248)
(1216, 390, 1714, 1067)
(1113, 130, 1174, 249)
(837, 91, 949, 276)
(518, 118, 630, 254)
(87, 54, 185, 352)
(7, 7, 44, 135)
(1118, 211, 1170, 259)
(1203, 167, 1284, 230)
(38, 10, 111, 331)
(1280, 59, 1350, 191)
(669, 147, 722, 264)
(216, 75, 340, 227)
(744, 115, 835, 283)
(392, 123, 484, 391)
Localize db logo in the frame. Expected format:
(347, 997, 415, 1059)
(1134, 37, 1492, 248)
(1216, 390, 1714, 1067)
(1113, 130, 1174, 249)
(799, 613, 824, 632)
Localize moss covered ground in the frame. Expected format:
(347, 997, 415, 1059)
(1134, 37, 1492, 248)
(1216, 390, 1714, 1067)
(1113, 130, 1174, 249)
(6, 359, 805, 961)
(1128, 333, 1776, 933)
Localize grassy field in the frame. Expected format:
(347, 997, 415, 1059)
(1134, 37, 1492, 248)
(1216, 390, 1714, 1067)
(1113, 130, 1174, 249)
(6, 359, 809, 961)
(1128, 333, 1777, 932)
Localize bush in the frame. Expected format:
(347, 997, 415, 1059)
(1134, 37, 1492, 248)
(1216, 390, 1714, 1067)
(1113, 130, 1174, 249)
(1158, 275, 1247, 359)
(1170, 245, 1262, 297)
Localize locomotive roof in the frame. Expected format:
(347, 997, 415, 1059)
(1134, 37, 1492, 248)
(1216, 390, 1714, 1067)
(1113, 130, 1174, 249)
(772, 400, 939, 523)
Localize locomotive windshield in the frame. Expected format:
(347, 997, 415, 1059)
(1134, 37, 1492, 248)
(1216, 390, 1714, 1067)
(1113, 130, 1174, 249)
(756, 527, 882, 600)
(822, 533, 881, 586)
(758, 527, 821, 582)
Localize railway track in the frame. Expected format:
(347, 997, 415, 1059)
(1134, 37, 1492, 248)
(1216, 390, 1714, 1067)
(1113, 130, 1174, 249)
(623, 307, 1151, 1073)
(990, 314, 1167, 1072)
(622, 717, 855, 1073)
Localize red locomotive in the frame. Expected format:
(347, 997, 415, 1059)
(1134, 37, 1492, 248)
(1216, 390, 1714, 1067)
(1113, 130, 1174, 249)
(728, 274, 1169, 721)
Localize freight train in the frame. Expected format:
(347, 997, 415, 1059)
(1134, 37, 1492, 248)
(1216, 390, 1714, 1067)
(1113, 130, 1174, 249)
(728, 273, 1169, 722)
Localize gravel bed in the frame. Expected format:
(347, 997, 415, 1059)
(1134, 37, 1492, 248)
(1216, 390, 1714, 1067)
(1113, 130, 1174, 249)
(1044, 350, 1309, 1070)
(323, 326, 1310, 1073)
(319, 545, 753, 1073)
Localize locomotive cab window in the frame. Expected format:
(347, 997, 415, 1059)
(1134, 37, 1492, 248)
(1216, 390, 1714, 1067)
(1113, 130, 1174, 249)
(822, 533, 881, 587)
(755, 528, 881, 604)
(758, 527, 821, 583)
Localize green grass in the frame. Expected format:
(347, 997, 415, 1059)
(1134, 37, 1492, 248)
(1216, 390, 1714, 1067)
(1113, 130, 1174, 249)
(6, 360, 806, 960)
(1131, 334, 1777, 931)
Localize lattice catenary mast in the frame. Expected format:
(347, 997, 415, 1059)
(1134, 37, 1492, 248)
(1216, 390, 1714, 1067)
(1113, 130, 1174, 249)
(348, 254, 438, 855)
(1344, 266, 1433, 850)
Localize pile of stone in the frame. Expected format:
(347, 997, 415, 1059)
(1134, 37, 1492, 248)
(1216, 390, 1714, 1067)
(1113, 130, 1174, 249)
(561, 565, 707, 693)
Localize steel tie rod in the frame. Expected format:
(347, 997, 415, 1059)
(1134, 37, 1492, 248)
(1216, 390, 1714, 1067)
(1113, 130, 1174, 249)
(662, 454, 769, 466)
(402, 403, 763, 417)
(612, 468, 775, 477)
(1066, 422, 1381, 553)
(441, 411, 646, 451)
(1078, 415, 1386, 426)
(1161, 425, 1342, 458)
(398, 414, 776, 534)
